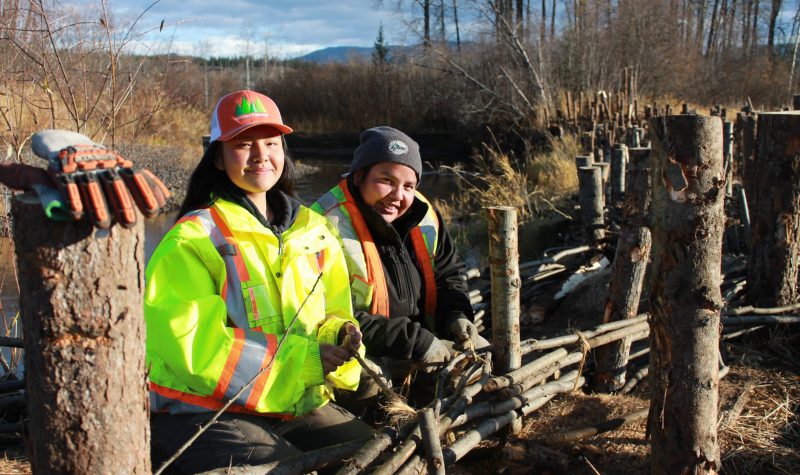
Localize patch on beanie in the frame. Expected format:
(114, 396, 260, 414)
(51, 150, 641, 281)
(388, 140, 409, 155)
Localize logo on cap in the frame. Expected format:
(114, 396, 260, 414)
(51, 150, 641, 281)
(236, 96, 269, 117)
(388, 140, 408, 155)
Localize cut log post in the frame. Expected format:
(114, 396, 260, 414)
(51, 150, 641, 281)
(11, 193, 149, 473)
(578, 166, 605, 246)
(595, 147, 605, 163)
(737, 185, 751, 248)
(487, 206, 521, 434)
(609, 144, 628, 207)
(580, 132, 594, 155)
(647, 114, 724, 474)
(593, 162, 610, 200)
(723, 121, 734, 197)
(591, 147, 652, 393)
(794, 94, 800, 111)
(740, 114, 757, 203)
(575, 155, 594, 169)
(746, 112, 800, 307)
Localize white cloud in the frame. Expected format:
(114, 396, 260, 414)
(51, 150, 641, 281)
(60, 0, 410, 58)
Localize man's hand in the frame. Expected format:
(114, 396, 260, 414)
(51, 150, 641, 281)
(320, 343, 353, 375)
(338, 322, 362, 356)
(450, 318, 483, 350)
(419, 337, 454, 373)
(21, 129, 171, 228)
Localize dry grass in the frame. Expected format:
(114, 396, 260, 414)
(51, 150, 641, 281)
(434, 133, 580, 267)
(0, 448, 29, 475)
(439, 134, 578, 224)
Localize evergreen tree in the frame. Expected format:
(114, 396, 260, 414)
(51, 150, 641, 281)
(372, 24, 389, 65)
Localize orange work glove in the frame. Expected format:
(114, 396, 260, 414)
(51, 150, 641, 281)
(30, 129, 170, 228)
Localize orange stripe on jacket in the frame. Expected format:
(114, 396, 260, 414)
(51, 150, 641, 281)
(410, 227, 438, 318)
(211, 328, 245, 399)
(208, 207, 251, 282)
(149, 382, 293, 419)
(339, 183, 390, 317)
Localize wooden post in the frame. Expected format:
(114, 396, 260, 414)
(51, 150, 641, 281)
(575, 155, 593, 169)
(793, 94, 800, 110)
(609, 144, 628, 207)
(740, 113, 757, 202)
(487, 206, 521, 434)
(12, 194, 150, 473)
(578, 166, 605, 246)
(593, 162, 610, 193)
(737, 185, 751, 247)
(591, 147, 651, 393)
(747, 112, 800, 307)
(723, 121, 734, 197)
(595, 147, 605, 163)
(647, 115, 724, 474)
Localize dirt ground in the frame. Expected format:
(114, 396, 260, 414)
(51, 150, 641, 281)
(441, 266, 800, 475)
(0, 326, 796, 475)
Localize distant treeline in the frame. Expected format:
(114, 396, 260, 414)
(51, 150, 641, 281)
(1, 0, 799, 154)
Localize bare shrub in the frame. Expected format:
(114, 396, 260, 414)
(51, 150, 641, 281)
(442, 133, 578, 223)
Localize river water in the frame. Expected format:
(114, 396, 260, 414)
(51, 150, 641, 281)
(1, 157, 462, 376)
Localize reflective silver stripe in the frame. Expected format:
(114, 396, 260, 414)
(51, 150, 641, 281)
(150, 391, 210, 414)
(222, 332, 271, 405)
(415, 192, 439, 261)
(183, 208, 249, 330)
(313, 188, 341, 213)
(324, 206, 372, 309)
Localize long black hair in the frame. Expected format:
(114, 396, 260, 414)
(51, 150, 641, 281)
(176, 136, 297, 220)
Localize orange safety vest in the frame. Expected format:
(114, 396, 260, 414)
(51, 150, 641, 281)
(313, 179, 440, 330)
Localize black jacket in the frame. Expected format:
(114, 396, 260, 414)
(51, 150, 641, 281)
(346, 177, 474, 360)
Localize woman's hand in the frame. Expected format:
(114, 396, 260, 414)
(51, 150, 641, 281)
(320, 343, 352, 375)
(338, 322, 362, 356)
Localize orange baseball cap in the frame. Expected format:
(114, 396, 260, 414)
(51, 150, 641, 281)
(209, 90, 293, 142)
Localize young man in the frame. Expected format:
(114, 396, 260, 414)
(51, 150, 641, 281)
(313, 126, 487, 383)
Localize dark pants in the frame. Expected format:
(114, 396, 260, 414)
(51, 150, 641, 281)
(151, 403, 373, 474)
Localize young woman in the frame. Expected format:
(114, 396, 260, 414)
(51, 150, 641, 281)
(145, 90, 371, 473)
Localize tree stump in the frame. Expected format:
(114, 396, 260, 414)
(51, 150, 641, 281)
(747, 112, 800, 307)
(578, 166, 605, 246)
(12, 194, 150, 474)
(647, 115, 724, 474)
(591, 147, 651, 393)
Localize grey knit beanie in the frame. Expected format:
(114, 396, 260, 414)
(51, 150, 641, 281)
(350, 126, 422, 180)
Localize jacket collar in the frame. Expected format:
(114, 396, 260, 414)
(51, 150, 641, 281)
(345, 175, 429, 241)
(215, 186, 301, 235)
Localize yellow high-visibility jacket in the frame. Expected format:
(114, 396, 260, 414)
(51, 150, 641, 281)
(145, 198, 362, 418)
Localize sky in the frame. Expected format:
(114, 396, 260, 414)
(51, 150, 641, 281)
(60, 0, 415, 58)
(58, 1, 800, 59)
